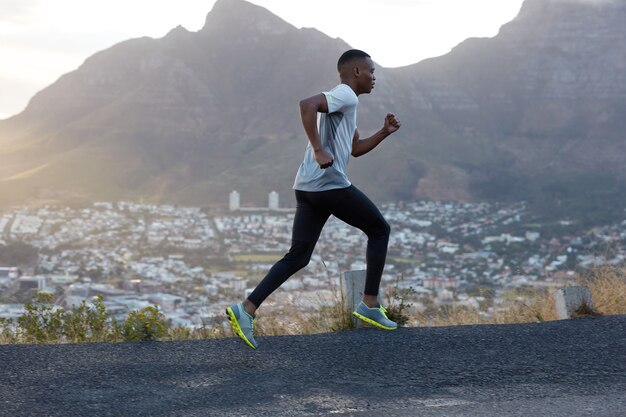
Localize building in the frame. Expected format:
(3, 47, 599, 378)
(0, 267, 20, 279)
(268, 191, 279, 210)
(0, 267, 20, 290)
(423, 276, 461, 290)
(229, 191, 240, 211)
(17, 275, 47, 291)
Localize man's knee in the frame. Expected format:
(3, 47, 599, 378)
(285, 241, 316, 269)
(369, 217, 390, 239)
(381, 219, 391, 237)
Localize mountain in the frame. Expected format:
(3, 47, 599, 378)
(1, 0, 625, 222)
(392, 0, 626, 221)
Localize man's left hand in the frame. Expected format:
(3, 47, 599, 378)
(383, 113, 401, 134)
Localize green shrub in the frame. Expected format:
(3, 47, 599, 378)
(0, 317, 17, 344)
(61, 295, 111, 343)
(17, 292, 64, 343)
(1, 294, 170, 344)
(384, 276, 416, 327)
(12, 292, 118, 343)
(122, 306, 167, 342)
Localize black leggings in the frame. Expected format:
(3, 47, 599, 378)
(247, 185, 390, 308)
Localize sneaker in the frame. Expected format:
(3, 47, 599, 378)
(226, 303, 258, 349)
(353, 301, 398, 330)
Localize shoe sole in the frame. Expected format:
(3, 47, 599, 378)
(226, 307, 257, 350)
(353, 311, 397, 330)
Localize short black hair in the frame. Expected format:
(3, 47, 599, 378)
(337, 49, 371, 72)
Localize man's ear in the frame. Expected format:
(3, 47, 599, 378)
(353, 65, 361, 77)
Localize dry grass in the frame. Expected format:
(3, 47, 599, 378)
(582, 265, 626, 316)
(167, 323, 230, 341)
(491, 289, 558, 323)
(254, 306, 309, 336)
(0, 329, 16, 344)
(254, 286, 355, 337)
(410, 265, 626, 328)
(411, 291, 557, 328)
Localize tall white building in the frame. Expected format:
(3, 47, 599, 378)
(229, 191, 240, 211)
(268, 191, 279, 210)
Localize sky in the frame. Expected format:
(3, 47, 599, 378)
(0, 0, 526, 120)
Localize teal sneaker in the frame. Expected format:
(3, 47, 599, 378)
(353, 301, 398, 330)
(226, 303, 258, 349)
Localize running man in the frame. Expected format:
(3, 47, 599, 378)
(227, 49, 401, 349)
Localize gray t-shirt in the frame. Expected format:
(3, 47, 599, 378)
(293, 84, 358, 192)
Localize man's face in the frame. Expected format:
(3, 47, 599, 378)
(357, 57, 376, 95)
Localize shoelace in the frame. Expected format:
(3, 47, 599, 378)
(241, 306, 255, 330)
(247, 315, 255, 331)
(362, 302, 390, 318)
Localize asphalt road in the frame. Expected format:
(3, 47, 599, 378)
(1, 315, 625, 417)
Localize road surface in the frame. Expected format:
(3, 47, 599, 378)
(1, 315, 624, 416)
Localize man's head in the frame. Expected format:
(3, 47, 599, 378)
(337, 49, 376, 95)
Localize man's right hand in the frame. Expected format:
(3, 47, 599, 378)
(314, 148, 334, 169)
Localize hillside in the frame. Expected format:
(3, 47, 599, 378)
(1, 0, 626, 222)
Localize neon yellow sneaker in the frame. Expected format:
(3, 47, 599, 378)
(353, 301, 397, 330)
(226, 303, 258, 349)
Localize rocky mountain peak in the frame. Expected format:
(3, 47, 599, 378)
(201, 0, 296, 36)
(165, 25, 190, 39)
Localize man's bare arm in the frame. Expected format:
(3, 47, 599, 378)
(352, 113, 401, 157)
(299, 94, 334, 169)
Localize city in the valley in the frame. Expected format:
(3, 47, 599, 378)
(0, 191, 623, 327)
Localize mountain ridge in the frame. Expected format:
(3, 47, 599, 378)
(1, 0, 626, 222)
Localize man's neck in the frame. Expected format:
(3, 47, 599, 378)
(339, 78, 359, 96)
